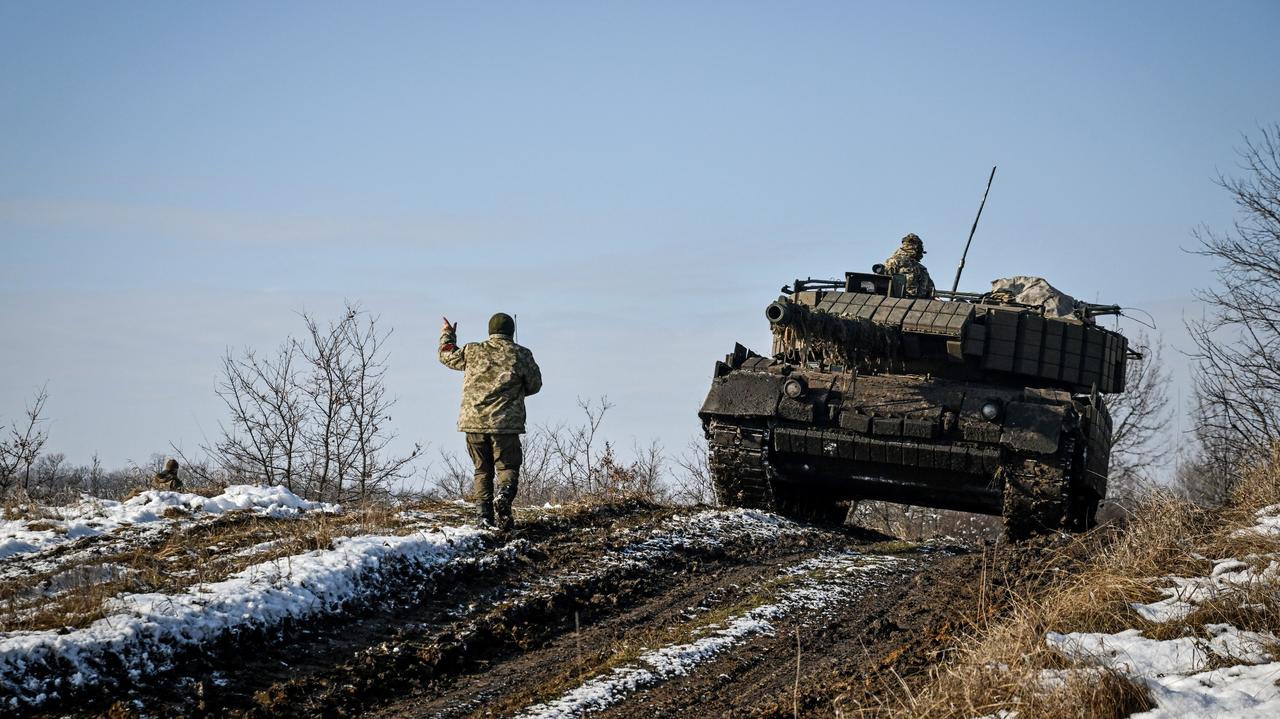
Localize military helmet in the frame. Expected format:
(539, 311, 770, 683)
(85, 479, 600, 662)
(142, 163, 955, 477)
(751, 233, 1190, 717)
(901, 233, 926, 254)
(488, 312, 515, 336)
(163, 458, 179, 471)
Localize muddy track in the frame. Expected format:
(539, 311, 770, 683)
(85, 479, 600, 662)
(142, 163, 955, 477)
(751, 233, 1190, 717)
(46, 501, 663, 718)
(235, 506, 880, 719)
(48, 505, 1087, 719)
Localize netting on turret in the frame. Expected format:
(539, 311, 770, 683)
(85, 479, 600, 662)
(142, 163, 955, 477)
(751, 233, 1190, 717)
(771, 302, 900, 367)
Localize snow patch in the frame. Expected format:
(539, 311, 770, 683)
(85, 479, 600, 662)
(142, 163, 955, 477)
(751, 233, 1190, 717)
(1232, 504, 1280, 538)
(0, 485, 338, 561)
(1129, 556, 1280, 624)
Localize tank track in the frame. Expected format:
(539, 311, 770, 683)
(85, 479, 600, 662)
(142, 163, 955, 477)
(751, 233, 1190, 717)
(1001, 436, 1077, 540)
(706, 420, 776, 511)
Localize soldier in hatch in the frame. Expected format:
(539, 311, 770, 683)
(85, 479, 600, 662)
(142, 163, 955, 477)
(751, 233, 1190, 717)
(883, 233, 936, 298)
(439, 313, 542, 532)
(152, 458, 184, 491)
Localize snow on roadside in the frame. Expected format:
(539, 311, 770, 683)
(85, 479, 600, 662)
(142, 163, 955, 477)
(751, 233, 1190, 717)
(514, 551, 903, 719)
(1129, 556, 1280, 624)
(0, 523, 483, 710)
(1046, 504, 1280, 718)
(0, 485, 339, 561)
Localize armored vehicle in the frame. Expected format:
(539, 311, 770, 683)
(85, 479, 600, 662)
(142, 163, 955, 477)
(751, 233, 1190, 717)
(698, 269, 1132, 538)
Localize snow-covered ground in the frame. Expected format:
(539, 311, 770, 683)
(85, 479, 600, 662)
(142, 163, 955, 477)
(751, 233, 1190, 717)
(1046, 504, 1280, 718)
(0, 494, 847, 712)
(0, 485, 462, 710)
(1, 516, 485, 709)
(0, 485, 338, 561)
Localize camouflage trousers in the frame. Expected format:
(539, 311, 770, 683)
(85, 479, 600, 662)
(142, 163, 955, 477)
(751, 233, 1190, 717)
(465, 433, 522, 526)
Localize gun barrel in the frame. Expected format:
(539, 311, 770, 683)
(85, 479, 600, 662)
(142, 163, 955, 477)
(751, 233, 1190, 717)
(765, 300, 795, 326)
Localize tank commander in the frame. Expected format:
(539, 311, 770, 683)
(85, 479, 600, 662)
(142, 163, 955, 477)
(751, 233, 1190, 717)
(439, 312, 542, 532)
(152, 458, 183, 491)
(883, 233, 936, 298)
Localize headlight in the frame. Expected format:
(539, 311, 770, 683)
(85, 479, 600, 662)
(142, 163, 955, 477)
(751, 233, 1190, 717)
(783, 378, 805, 399)
(981, 400, 1003, 421)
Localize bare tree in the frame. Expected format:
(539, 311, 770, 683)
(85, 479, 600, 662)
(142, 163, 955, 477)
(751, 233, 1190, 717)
(210, 303, 420, 502)
(0, 386, 50, 498)
(211, 341, 306, 491)
(1106, 333, 1173, 502)
(334, 307, 421, 501)
(31, 452, 68, 499)
(1186, 124, 1280, 493)
(299, 309, 357, 500)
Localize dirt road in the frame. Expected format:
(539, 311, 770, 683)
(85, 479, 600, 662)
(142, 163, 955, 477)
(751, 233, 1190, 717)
(44, 502, 1066, 718)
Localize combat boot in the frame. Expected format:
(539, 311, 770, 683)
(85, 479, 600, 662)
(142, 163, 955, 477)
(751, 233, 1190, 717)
(494, 495, 515, 533)
(477, 504, 495, 528)
(496, 510, 514, 533)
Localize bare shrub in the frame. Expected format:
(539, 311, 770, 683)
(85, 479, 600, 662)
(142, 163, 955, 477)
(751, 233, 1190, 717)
(542, 396, 613, 499)
(424, 449, 474, 502)
(668, 438, 714, 506)
(522, 397, 665, 504)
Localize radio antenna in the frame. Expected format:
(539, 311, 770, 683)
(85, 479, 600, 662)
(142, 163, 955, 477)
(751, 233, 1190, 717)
(951, 165, 997, 292)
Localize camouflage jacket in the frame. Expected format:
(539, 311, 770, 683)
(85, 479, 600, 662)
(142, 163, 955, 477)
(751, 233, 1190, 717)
(883, 248, 936, 298)
(152, 470, 183, 491)
(439, 328, 543, 434)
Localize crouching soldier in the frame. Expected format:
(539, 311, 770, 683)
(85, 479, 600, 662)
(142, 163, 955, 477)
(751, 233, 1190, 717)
(439, 313, 542, 531)
(152, 458, 183, 491)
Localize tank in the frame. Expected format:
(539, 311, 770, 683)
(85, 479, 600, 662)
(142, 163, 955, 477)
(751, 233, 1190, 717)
(698, 269, 1132, 539)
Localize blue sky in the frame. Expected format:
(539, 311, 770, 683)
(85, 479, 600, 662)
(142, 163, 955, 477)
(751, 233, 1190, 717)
(2, 1, 1278, 476)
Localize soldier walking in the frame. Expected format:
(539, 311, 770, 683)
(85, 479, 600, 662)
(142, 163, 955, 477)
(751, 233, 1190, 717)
(439, 312, 542, 531)
(883, 233, 936, 298)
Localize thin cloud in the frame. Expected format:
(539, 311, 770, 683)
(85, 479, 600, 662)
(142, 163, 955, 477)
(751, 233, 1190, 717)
(0, 200, 549, 249)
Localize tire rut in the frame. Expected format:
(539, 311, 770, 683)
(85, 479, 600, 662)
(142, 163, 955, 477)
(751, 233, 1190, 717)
(246, 509, 846, 719)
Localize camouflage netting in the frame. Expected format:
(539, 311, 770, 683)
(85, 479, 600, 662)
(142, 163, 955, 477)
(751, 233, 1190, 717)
(772, 303, 899, 367)
(989, 276, 1078, 319)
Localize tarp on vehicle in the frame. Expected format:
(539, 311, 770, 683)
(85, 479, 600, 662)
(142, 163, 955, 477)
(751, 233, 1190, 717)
(989, 276, 1078, 319)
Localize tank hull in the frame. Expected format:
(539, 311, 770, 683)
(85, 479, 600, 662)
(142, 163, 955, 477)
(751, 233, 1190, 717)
(700, 363, 1110, 537)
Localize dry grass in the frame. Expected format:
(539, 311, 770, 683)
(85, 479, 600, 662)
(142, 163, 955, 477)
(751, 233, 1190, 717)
(872, 447, 1280, 719)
